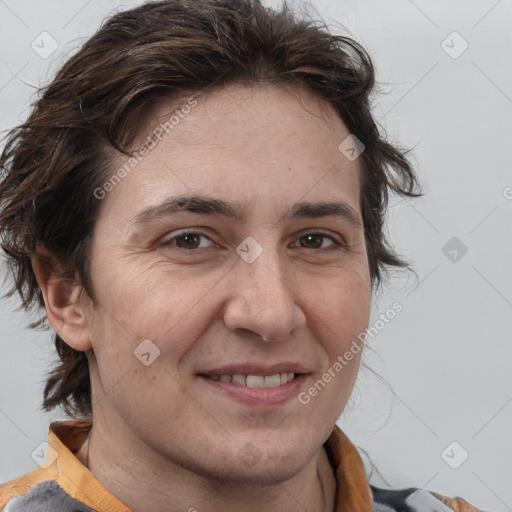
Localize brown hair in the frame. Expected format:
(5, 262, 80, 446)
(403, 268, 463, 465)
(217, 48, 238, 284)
(0, 0, 420, 418)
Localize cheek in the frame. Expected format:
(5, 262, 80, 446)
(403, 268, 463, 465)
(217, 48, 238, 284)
(88, 264, 217, 373)
(309, 272, 371, 349)
(87, 285, 198, 422)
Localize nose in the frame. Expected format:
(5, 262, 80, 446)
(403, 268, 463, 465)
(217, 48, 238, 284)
(222, 246, 307, 343)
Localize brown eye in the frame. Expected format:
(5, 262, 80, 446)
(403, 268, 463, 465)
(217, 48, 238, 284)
(175, 233, 202, 249)
(297, 233, 338, 250)
(163, 231, 214, 250)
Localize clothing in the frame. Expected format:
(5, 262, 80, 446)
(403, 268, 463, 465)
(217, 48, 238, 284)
(0, 420, 485, 512)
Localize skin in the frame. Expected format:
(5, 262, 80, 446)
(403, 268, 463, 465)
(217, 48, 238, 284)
(33, 83, 371, 512)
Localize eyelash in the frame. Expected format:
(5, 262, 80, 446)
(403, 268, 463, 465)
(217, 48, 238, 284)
(161, 229, 346, 252)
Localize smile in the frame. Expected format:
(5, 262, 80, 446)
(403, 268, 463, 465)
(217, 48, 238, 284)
(205, 373, 295, 388)
(199, 371, 307, 407)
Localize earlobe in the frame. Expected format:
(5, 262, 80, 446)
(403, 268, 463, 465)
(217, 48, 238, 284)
(31, 248, 93, 352)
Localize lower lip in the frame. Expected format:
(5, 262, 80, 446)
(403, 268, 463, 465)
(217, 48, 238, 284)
(199, 374, 307, 407)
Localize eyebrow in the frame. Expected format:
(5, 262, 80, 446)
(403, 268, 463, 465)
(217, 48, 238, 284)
(130, 194, 362, 227)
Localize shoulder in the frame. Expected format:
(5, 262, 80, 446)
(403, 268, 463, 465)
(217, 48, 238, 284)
(371, 485, 488, 512)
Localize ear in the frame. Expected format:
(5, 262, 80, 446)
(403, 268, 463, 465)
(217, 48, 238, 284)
(31, 247, 93, 352)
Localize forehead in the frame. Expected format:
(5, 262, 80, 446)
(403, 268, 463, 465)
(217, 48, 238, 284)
(101, 83, 362, 223)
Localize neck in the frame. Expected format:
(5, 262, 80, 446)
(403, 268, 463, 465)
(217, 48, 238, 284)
(75, 417, 337, 512)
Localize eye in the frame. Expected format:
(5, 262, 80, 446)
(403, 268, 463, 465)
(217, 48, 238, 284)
(163, 231, 215, 250)
(294, 232, 344, 251)
(161, 230, 345, 252)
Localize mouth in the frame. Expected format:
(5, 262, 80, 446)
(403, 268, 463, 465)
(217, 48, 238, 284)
(197, 365, 309, 406)
(201, 372, 296, 388)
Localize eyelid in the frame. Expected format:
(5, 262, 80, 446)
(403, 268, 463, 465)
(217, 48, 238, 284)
(291, 229, 346, 249)
(160, 228, 217, 248)
(294, 228, 343, 241)
(161, 228, 346, 252)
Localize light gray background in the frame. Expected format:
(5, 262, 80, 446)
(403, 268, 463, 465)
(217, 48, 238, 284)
(0, 0, 511, 510)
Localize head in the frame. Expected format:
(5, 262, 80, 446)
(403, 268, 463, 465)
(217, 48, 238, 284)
(0, 0, 419, 484)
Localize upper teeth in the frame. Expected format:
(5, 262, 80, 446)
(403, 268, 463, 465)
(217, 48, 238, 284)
(208, 373, 295, 388)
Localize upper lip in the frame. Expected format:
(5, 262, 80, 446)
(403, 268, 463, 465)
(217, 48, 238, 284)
(198, 362, 310, 377)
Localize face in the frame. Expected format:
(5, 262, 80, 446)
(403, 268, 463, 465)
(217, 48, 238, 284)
(83, 83, 371, 483)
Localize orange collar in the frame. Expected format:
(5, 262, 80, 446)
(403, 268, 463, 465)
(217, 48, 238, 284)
(325, 424, 373, 512)
(1, 420, 128, 511)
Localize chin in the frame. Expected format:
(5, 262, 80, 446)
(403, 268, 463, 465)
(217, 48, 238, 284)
(231, 434, 317, 484)
(243, 456, 308, 485)
(219, 453, 310, 487)
(173, 436, 315, 487)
